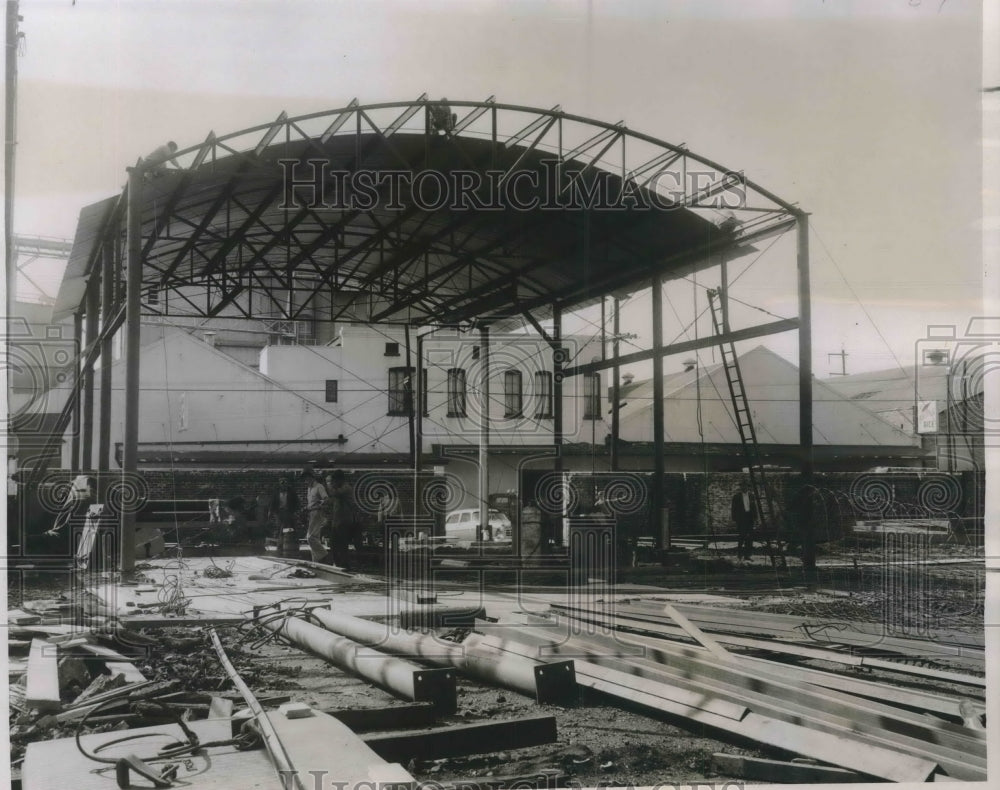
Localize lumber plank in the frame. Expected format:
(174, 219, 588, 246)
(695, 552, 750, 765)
(105, 661, 147, 683)
(661, 602, 729, 659)
(6, 609, 42, 626)
(552, 605, 986, 687)
(711, 753, 865, 783)
(26, 639, 61, 711)
(569, 600, 987, 666)
(363, 715, 558, 762)
(208, 696, 235, 718)
(468, 634, 952, 782)
(23, 718, 274, 790)
(266, 708, 415, 786)
(77, 643, 132, 661)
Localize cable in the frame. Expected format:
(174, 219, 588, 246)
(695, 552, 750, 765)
(810, 223, 909, 382)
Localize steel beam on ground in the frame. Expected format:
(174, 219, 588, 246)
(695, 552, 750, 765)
(467, 632, 937, 783)
(362, 715, 558, 762)
(510, 622, 986, 760)
(545, 608, 986, 713)
(323, 702, 437, 732)
(261, 613, 457, 713)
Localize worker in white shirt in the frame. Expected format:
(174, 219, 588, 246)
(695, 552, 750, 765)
(303, 469, 329, 563)
(46, 474, 94, 537)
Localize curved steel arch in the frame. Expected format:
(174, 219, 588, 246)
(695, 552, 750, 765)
(51, 96, 813, 574)
(65, 96, 799, 330)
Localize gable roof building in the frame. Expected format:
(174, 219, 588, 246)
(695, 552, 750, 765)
(612, 346, 926, 471)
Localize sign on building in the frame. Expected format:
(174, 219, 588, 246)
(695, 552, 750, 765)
(915, 400, 938, 434)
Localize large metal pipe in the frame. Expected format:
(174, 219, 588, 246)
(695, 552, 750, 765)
(308, 608, 575, 704)
(262, 612, 457, 713)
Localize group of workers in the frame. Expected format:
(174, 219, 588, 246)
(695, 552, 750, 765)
(298, 469, 361, 568)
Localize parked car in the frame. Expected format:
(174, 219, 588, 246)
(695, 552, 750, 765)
(444, 507, 512, 543)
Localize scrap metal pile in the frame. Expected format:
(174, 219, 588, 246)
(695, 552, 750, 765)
(11, 588, 987, 787)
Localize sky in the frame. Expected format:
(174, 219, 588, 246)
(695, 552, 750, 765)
(6, 0, 993, 379)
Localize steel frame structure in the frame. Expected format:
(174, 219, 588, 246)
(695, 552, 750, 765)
(45, 97, 812, 572)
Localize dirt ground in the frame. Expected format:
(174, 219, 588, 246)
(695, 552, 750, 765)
(7, 540, 986, 788)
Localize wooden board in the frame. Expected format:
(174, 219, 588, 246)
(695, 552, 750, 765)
(104, 661, 147, 683)
(712, 753, 865, 783)
(266, 708, 415, 786)
(26, 639, 61, 711)
(6, 609, 42, 626)
(22, 718, 274, 790)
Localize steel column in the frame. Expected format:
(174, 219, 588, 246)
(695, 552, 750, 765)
(97, 239, 114, 493)
(796, 212, 814, 574)
(552, 306, 563, 475)
(121, 168, 143, 573)
(81, 275, 99, 470)
(610, 297, 620, 471)
(70, 311, 82, 471)
(651, 276, 666, 552)
(478, 325, 490, 536)
(414, 330, 425, 529)
(5, 1, 19, 324)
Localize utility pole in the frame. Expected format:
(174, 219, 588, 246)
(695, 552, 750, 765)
(827, 345, 848, 376)
(5, 1, 23, 324)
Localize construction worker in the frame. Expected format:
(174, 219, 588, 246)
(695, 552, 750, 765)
(731, 479, 756, 561)
(46, 473, 93, 537)
(303, 469, 329, 563)
(143, 140, 178, 177)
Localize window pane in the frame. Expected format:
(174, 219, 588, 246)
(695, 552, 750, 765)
(325, 380, 338, 403)
(447, 368, 466, 417)
(534, 371, 552, 418)
(504, 370, 523, 418)
(388, 367, 414, 415)
(584, 373, 601, 419)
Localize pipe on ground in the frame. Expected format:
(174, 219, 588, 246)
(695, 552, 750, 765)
(261, 613, 457, 713)
(308, 608, 576, 704)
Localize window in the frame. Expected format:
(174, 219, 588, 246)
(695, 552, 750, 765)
(534, 371, 553, 418)
(324, 380, 338, 403)
(388, 366, 414, 416)
(447, 368, 467, 417)
(583, 372, 601, 420)
(385, 342, 400, 357)
(504, 370, 523, 418)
